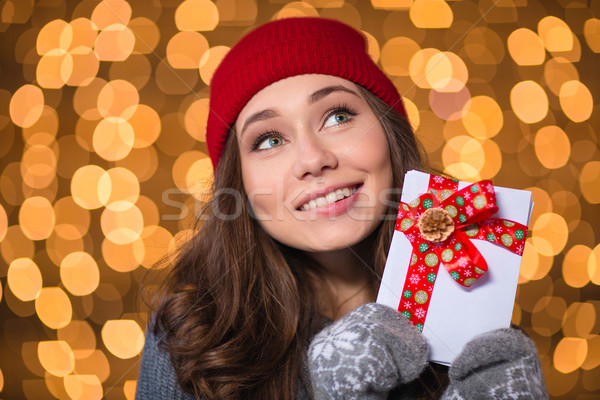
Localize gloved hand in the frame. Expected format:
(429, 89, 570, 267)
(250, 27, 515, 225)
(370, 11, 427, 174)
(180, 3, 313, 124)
(307, 303, 429, 400)
(441, 328, 548, 399)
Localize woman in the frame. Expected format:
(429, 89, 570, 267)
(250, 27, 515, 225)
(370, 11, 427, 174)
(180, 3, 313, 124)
(136, 17, 547, 400)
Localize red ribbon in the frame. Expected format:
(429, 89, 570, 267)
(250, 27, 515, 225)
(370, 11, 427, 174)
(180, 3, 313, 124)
(396, 175, 528, 331)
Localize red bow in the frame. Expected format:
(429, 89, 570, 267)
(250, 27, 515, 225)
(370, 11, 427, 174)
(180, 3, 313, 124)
(395, 176, 528, 331)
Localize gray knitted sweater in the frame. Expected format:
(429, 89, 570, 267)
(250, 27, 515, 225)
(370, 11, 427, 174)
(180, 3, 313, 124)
(136, 303, 547, 399)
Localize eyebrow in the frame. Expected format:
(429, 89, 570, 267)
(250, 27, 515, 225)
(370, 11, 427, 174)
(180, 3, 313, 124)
(240, 85, 361, 136)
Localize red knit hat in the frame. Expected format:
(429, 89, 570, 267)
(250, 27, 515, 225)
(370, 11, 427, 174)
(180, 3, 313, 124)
(206, 17, 406, 168)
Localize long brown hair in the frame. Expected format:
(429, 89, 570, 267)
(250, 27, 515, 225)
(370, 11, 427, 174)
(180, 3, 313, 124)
(149, 85, 426, 399)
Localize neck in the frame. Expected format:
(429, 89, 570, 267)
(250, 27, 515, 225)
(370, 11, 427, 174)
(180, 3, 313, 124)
(305, 230, 380, 320)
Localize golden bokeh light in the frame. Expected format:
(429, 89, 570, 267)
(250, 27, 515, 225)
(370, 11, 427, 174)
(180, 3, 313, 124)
(101, 320, 144, 359)
(167, 31, 209, 69)
(102, 237, 144, 272)
(409, 0, 453, 28)
(175, 0, 219, 31)
(273, 2, 319, 19)
(538, 16, 574, 52)
(129, 17, 161, 55)
(507, 28, 545, 65)
(97, 79, 139, 120)
(100, 202, 144, 245)
(1, 2, 599, 398)
(381, 36, 420, 77)
(93, 118, 135, 161)
(534, 126, 571, 169)
(69, 18, 98, 50)
(36, 19, 72, 55)
(580, 161, 600, 204)
(184, 98, 210, 142)
(543, 57, 579, 96)
(60, 251, 100, 296)
(37, 341, 75, 377)
(409, 48, 442, 89)
(510, 80, 548, 124)
(562, 245, 592, 288)
(64, 375, 103, 400)
(532, 212, 569, 257)
(18, 196, 55, 240)
(7, 258, 42, 302)
(35, 287, 73, 329)
(559, 80, 593, 123)
(54, 197, 90, 240)
(9, 84, 44, 128)
(199, 45, 230, 86)
(57, 320, 97, 359)
(71, 165, 111, 210)
(461, 95, 502, 139)
(583, 18, 600, 53)
(554, 337, 588, 374)
(104, 167, 140, 211)
(94, 24, 135, 61)
(91, 0, 132, 30)
(425, 51, 468, 92)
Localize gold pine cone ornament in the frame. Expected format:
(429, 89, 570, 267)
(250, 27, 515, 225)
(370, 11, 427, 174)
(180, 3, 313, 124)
(418, 207, 455, 243)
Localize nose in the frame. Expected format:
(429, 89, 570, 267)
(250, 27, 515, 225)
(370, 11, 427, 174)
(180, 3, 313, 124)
(292, 131, 338, 179)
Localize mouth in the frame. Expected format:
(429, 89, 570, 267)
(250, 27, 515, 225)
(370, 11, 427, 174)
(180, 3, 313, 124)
(297, 184, 362, 211)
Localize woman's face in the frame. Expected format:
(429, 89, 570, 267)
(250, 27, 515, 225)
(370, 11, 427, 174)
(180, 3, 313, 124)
(235, 74, 393, 253)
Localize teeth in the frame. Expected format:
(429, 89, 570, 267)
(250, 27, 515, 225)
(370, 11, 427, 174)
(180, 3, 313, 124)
(299, 186, 358, 211)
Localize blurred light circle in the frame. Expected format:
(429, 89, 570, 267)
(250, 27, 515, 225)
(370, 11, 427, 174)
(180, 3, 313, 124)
(430, 86, 470, 121)
(36, 19, 73, 55)
(94, 24, 135, 61)
(0, 204, 7, 242)
(69, 18, 98, 50)
(93, 118, 134, 161)
(409, 0, 453, 28)
(36, 49, 73, 89)
(461, 95, 503, 139)
(37, 341, 75, 377)
(381, 36, 420, 77)
(60, 251, 100, 296)
(7, 258, 42, 301)
(274, 1, 319, 19)
(102, 237, 144, 272)
(361, 30, 380, 63)
(54, 196, 90, 240)
(184, 98, 209, 142)
(19, 196, 55, 240)
(101, 320, 144, 359)
(199, 46, 229, 85)
(559, 80, 593, 122)
(97, 79, 139, 120)
(544, 57, 579, 96)
(580, 161, 600, 204)
(140, 225, 173, 268)
(91, 0, 132, 30)
(35, 287, 73, 329)
(21, 144, 57, 189)
(562, 245, 592, 288)
(583, 18, 600, 53)
(554, 337, 588, 373)
(57, 320, 97, 360)
(130, 17, 160, 55)
(510, 80, 548, 124)
(538, 16, 573, 52)
(67, 47, 100, 87)
(409, 48, 442, 89)
(532, 212, 569, 256)
(64, 375, 103, 400)
(534, 126, 571, 169)
(104, 167, 140, 211)
(403, 98, 420, 131)
(425, 51, 467, 92)
(100, 202, 143, 245)
(167, 31, 209, 69)
(175, 0, 219, 31)
(128, 104, 161, 148)
(71, 165, 111, 209)
(9, 84, 45, 128)
(507, 28, 545, 65)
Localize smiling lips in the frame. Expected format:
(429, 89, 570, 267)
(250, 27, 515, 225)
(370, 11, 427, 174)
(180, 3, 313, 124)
(298, 184, 361, 211)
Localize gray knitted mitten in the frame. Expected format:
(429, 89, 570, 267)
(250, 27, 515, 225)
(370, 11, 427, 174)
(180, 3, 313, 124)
(308, 303, 429, 400)
(441, 328, 548, 400)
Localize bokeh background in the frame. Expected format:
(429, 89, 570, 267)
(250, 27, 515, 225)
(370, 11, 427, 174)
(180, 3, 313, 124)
(0, 0, 599, 398)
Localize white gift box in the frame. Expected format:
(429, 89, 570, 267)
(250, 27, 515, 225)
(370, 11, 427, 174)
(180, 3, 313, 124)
(376, 170, 533, 365)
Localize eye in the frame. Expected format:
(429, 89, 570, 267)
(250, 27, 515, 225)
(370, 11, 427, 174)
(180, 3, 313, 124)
(255, 134, 285, 150)
(323, 106, 356, 128)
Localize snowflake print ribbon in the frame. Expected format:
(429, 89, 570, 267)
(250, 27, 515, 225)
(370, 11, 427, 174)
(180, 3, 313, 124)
(395, 174, 528, 332)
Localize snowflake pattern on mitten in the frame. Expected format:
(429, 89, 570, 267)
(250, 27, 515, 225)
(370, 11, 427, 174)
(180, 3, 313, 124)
(308, 303, 429, 400)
